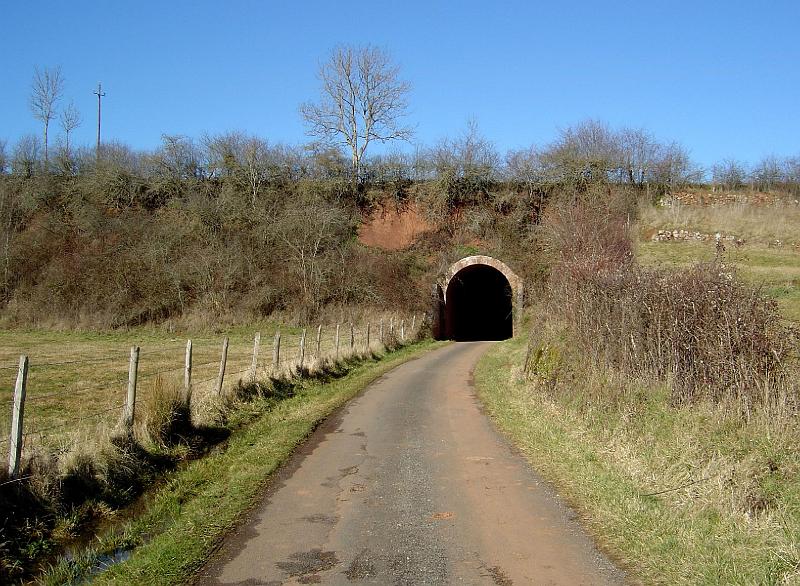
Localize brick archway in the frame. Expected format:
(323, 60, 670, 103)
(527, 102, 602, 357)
(432, 255, 523, 340)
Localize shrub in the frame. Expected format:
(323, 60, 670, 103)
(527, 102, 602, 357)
(541, 196, 798, 410)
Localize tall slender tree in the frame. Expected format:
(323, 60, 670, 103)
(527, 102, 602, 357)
(29, 66, 65, 165)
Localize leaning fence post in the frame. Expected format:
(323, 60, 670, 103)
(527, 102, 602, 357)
(350, 323, 355, 351)
(299, 329, 307, 371)
(335, 324, 340, 360)
(250, 332, 261, 382)
(7, 355, 28, 478)
(315, 325, 322, 360)
(214, 337, 229, 395)
(184, 340, 193, 404)
(366, 323, 371, 351)
(122, 346, 140, 430)
(272, 331, 281, 372)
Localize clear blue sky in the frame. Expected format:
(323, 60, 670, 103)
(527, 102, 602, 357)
(2, 0, 798, 168)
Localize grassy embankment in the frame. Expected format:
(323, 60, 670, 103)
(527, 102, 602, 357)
(476, 332, 799, 585)
(475, 199, 800, 584)
(37, 338, 444, 584)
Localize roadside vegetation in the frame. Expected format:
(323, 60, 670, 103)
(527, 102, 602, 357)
(476, 194, 800, 585)
(0, 328, 435, 584)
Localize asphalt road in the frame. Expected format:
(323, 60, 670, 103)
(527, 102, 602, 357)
(195, 342, 625, 585)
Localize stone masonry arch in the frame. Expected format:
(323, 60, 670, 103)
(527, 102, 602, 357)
(432, 255, 523, 340)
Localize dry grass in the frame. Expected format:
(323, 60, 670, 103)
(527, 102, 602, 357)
(638, 199, 800, 244)
(477, 329, 800, 585)
(483, 195, 800, 582)
(0, 315, 419, 457)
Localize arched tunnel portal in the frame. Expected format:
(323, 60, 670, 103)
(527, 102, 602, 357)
(432, 256, 523, 341)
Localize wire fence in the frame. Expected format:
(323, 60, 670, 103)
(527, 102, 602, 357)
(1, 315, 421, 478)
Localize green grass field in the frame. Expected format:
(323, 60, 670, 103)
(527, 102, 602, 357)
(0, 319, 401, 464)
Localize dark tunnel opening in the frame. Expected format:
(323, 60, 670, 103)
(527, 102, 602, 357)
(445, 264, 513, 341)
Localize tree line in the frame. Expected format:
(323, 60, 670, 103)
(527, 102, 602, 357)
(3, 122, 799, 200)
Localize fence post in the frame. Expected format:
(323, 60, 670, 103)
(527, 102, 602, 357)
(250, 332, 261, 382)
(411, 314, 416, 336)
(122, 346, 140, 430)
(299, 329, 306, 370)
(401, 320, 405, 342)
(366, 323, 371, 351)
(272, 331, 281, 372)
(7, 355, 28, 479)
(380, 319, 384, 344)
(184, 339, 193, 404)
(214, 337, 229, 395)
(350, 323, 355, 351)
(335, 324, 340, 360)
(390, 316, 395, 337)
(315, 324, 322, 360)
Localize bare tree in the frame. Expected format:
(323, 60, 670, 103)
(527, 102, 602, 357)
(618, 127, 660, 190)
(750, 155, 784, 192)
(711, 158, 748, 191)
(300, 45, 412, 181)
(505, 145, 544, 197)
(60, 100, 82, 158)
(29, 66, 65, 164)
(241, 136, 271, 208)
(11, 134, 41, 177)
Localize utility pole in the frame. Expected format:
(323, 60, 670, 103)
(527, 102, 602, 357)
(93, 82, 106, 159)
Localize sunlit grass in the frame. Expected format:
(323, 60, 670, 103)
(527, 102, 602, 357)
(475, 333, 800, 585)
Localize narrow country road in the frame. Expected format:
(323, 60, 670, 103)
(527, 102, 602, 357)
(195, 342, 625, 585)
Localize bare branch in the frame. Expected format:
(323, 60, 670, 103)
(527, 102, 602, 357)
(300, 45, 412, 181)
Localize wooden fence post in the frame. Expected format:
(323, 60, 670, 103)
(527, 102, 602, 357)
(390, 317, 395, 337)
(350, 323, 355, 351)
(183, 340, 193, 404)
(122, 346, 139, 430)
(272, 331, 281, 372)
(366, 323, 371, 351)
(299, 329, 306, 370)
(250, 332, 261, 382)
(411, 314, 416, 336)
(401, 320, 405, 342)
(214, 337, 229, 395)
(7, 355, 28, 479)
(380, 319, 384, 344)
(315, 325, 322, 360)
(335, 324, 340, 360)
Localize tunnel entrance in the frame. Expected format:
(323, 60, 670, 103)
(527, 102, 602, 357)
(432, 255, 523, 341)
(445, 264, 513, 341)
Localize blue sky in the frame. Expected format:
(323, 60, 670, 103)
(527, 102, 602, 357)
(2, 0, 798, 168)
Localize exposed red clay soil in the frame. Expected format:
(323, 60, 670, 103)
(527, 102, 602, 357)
(358, 202, 433, 250)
